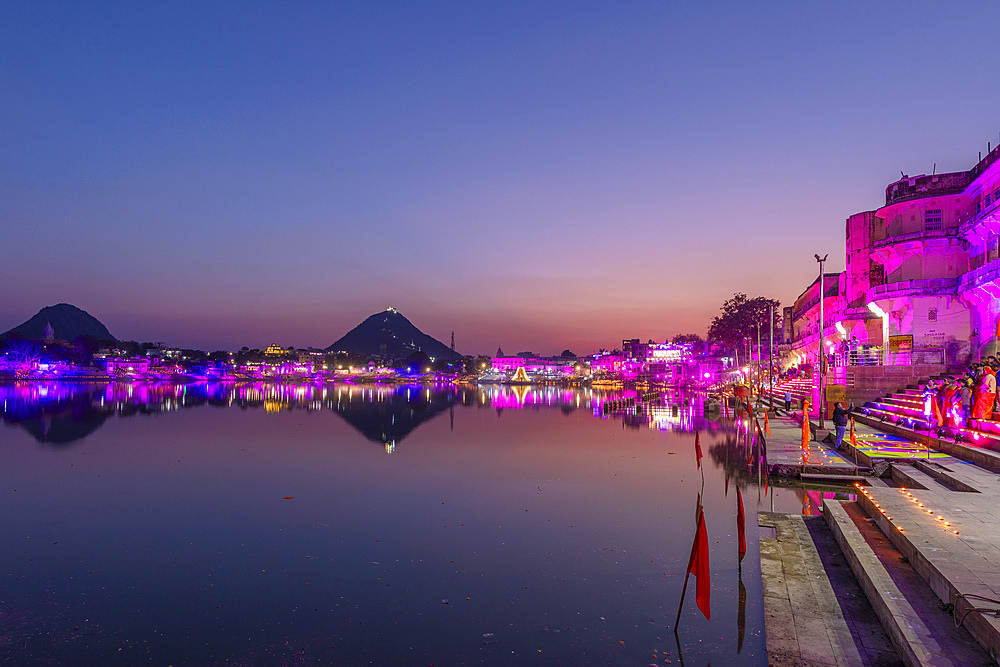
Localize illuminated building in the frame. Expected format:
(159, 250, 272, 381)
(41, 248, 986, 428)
(783, 136, 1000, 399)
(490, 355, 576, 381)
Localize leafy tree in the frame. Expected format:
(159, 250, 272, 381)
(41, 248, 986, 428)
(71, 334, 103, 365)
(671, 333, 703, 344)
(706, 293, 781, 352)
(2, 339, 41, 371)
(403, 351, 431, 373)
(560, 349, 576, 358)
(119, 340, 142, 357)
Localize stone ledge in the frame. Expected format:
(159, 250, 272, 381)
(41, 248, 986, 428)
(824, 499, 950, 666)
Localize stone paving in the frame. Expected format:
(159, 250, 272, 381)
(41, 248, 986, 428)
(762, 412, 864, 476)
(758, 511, 901, 666)
(759, 407, 1000, 663)
(853, 461, 1000, 659)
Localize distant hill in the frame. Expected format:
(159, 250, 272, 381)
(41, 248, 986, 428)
(2, 303, 117, 342)
(326, 308, 460, 360)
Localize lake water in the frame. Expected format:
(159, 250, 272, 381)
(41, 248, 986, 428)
(0, 381, 843, 665)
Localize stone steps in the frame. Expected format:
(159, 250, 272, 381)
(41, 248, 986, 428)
(889, 464, 954, 493)
(851, 484, 1000, 658)
(823, 499, 991, 666)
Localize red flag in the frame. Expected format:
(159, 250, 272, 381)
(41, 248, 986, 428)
(764, 411, 771, 436)
(725, 470, 730, 497)
(801, 399, 811, 452)
(736, 486, 746, 561)
(849, 416, 858, 449)
(686, 512, 711, 620)
(695, 431, 703, 468)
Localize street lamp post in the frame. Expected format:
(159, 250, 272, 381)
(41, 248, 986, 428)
(769, 305, 774, 410)
(756, 322, 762, 405)
(815, 254, 828, 428)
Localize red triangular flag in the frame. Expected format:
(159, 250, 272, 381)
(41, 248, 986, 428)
(736, 486, 746, 561)
(686, 512, 711, 620)
(764, 411, 771, 436)
(801, 399, 811, 453)
(695, 431, 703, 468)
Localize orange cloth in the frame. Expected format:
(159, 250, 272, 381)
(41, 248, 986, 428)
(941, 386, 958, 427)
(931, 392, 944, 427)
(976, 392, 996, 420)
(801, 399, 811, 453)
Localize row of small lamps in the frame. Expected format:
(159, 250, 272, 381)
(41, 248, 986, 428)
(854, 482, 959, 536)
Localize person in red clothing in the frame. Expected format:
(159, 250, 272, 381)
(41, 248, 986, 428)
(940, 381, 959, 427)
(977, 366, 997, 421)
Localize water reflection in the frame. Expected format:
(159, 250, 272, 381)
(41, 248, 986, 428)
(0, 380, 773, 665)
(1, 381, 729, 446)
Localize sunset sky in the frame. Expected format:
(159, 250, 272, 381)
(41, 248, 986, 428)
(4, 1, 1000, 355)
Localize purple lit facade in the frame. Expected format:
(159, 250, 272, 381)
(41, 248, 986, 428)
(783, 140, 1000, 401)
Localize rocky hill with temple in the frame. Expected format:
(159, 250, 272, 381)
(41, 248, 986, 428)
(2, 303, 117, 342)
(326, 308, 460, 360)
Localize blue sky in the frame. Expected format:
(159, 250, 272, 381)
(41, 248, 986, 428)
(3, 1, 1000, 353)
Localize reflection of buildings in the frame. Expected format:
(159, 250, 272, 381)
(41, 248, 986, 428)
(1, 380, 741, 447)
(489, 355, 577, 382)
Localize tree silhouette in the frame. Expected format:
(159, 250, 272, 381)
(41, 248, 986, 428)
(706, 293, 781, 351)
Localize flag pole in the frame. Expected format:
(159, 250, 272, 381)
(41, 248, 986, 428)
(674, 569, 692, 630)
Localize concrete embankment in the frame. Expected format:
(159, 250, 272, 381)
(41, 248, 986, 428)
(759, 411, 999, 665)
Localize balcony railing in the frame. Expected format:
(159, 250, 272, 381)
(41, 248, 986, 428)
(870, 227, 956, 250)
(820, 347, 945, 369)
(958, 257, 1000, 293)
(958, 194, 1000, 236)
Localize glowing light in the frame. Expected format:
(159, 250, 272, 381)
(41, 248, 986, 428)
(867, 302, 887, 318)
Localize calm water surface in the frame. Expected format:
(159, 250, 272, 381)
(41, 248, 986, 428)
(0, 382, 843, 665)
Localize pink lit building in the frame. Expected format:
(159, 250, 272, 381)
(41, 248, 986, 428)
(784, 138, 1000, 401)
(101, 357, 153, 376)
(490, 356, 576, 380)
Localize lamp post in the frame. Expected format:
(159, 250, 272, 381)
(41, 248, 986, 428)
(756, 322, 762, 405)
(815, 254, 828, 428)
(769, 305, 774, 410)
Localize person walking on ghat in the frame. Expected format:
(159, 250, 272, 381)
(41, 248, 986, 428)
(784, 390, 791, 412)
(832, 401, 854, 450)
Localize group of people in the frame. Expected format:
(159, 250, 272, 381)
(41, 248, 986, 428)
(923, 357, 1000, 428)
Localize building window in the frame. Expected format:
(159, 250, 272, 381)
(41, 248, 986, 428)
(987, 193, 993, 206)
(924, 209, 943, 231)
(928, 309, 938, 322)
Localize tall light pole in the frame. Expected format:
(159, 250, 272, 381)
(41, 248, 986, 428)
(815, 254, 828, 428)
(769, 305, 774, 410)
(756, 322, 762, 404)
